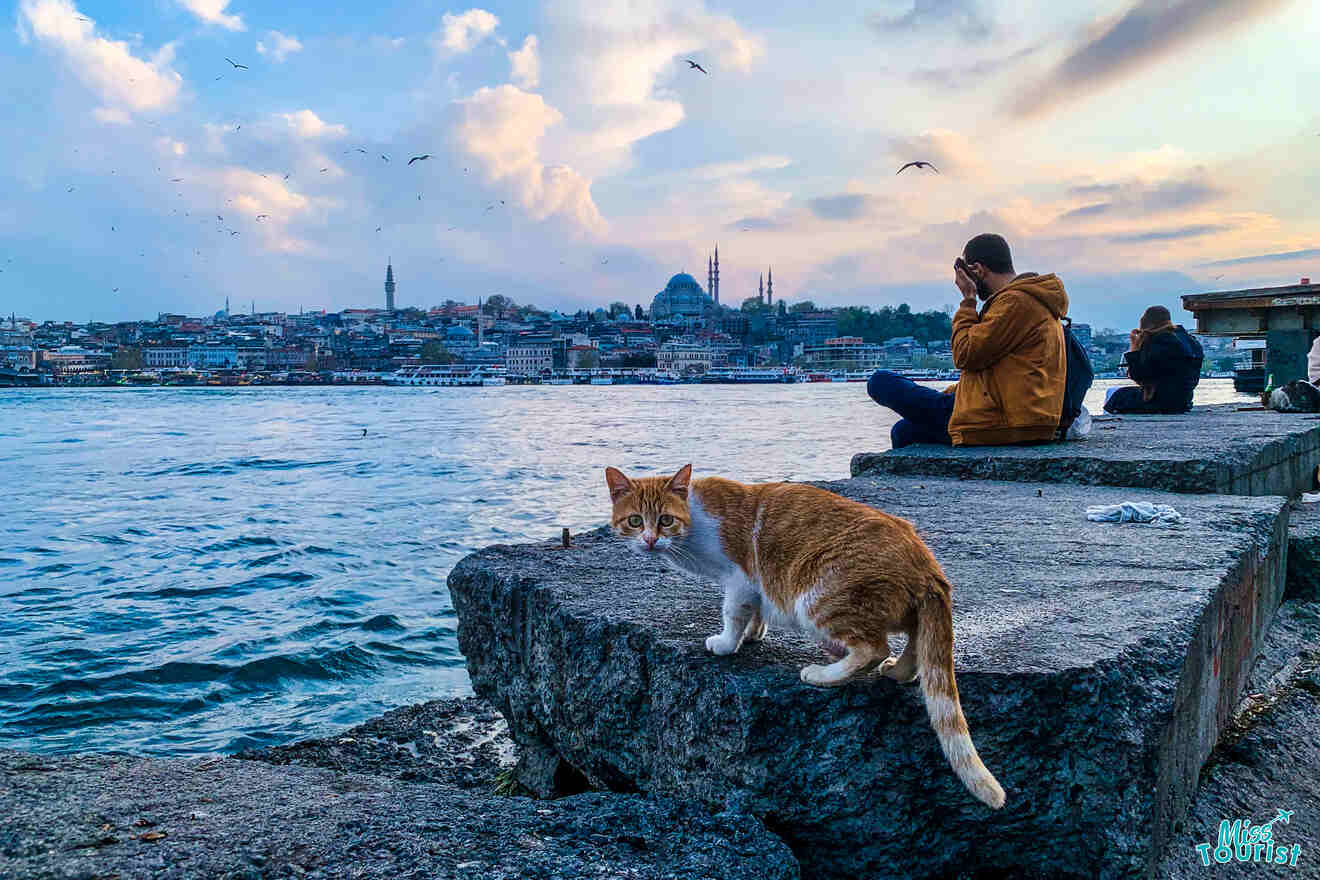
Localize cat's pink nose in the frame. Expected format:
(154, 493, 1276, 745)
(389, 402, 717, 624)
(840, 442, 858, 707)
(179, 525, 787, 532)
(643, 532, 658, 549)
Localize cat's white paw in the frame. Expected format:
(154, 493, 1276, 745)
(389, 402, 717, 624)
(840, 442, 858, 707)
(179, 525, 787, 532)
(800, 664, 835, 686)
(744, 619, 767, 642)
(705, 634, 738, 655)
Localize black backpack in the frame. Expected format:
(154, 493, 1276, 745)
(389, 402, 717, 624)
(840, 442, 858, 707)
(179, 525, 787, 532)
(1057, 317, 1094, 440)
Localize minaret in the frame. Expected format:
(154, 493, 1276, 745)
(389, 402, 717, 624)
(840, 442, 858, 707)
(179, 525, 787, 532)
(385, 260, 396, 311)
(477, 297, 484, 346)
(225, 296, 230, 316)
(758, 272, 764, 305)
(766, 267, 773, 306)
(708, 255, 713, 305)
(714, 245, 720, 307)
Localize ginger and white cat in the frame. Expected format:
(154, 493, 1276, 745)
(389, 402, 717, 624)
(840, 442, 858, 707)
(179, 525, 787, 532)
(605, 463, 1005, 809)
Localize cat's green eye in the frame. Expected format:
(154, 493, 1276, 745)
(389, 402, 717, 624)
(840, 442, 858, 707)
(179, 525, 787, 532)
(658, 514, 674, 527)
(627, 515, 643, 528)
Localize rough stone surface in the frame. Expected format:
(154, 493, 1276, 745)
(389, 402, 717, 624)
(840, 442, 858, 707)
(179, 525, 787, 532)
(0, 750, 800, 880)
(1160, 599, 1320, 879)
(850, 404, 1320, 496)
(450, 476, 1289, 880)
(235, 697, 514, 790)
(1287, 501, 1320, 601)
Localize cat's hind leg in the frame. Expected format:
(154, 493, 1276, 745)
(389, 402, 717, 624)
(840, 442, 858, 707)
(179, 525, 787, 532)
(800, 642, 882, 688)
(879, 630, 918, 683)
(742, 610, 768, 643)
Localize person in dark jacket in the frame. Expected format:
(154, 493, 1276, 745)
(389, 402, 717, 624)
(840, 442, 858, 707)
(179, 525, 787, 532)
(1103, 305, 1203, 414)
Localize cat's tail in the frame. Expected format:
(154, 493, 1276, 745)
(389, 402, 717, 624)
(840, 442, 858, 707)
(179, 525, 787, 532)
(916, 588, 1006, 809)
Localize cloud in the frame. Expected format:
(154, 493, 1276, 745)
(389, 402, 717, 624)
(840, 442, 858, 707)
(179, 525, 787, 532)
(1058, 171, 1226, 222)
(278, 109, 347, 139)
(908, 44, 1041, 90)
(885, 128, 983, 176)
(1058, 202, 1112, 221)
(1202, 248, 1320, 268)
(807, 193, 883, 221)
(93, 106, 132, 125)
(453, 85, 605, 235)
(437, 8, 499, 53)
(1006, 0, 1288, 120)
(18, 0, 183, 114)
(690, 155, 791, 180)
(726, 216, 783, 231)
(176, 0, 244, 31)
(867, 0, 993, 40)
(508, 34, 539, 89)
(1108, 223, 1230, 243)
(257, 30, 302, 63)
(538, 0, 765, 176)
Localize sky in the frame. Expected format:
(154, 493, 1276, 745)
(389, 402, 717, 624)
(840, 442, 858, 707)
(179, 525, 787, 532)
(1, 0, 1318, 330)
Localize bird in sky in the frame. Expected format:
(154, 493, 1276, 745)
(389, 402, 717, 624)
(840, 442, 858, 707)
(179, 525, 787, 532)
(417, 194, 422, 200)
(1213, 273, 1225, 281)
(375, 226, 382, 232)
(381, 155, 389, 162)
(224, 57, 248, 70)
(356, 148, 367, 154)
(896, 161, 939, 174)
(283, 173, 290, 180)
(319, 168, 329, 173)
(230, 230, 240, 236)
(217, 215, 223, 222)
(408, 154, 431, 165)
(235, 124, 241, 131)
(112, 287, 119, 292)
(601, 257, 609, 264)
(684, 59, 708, 74)
(170, 177, 183, 182)
(256, 214, 269, 221)
(66, 186, 75, 192)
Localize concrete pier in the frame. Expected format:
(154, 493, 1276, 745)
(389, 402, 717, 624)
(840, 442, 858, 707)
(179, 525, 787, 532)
(851, 404, 1320, 496)
(449, 477, 1289, 879)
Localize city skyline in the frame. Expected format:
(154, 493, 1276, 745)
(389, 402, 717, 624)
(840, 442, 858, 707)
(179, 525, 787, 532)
(2, 1, 1318, 330)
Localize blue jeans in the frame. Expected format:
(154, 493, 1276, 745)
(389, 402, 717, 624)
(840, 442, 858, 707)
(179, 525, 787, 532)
(867, 370, 954, 448)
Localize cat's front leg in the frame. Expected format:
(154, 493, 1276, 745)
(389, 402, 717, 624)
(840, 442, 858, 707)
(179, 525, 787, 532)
(705, 579, 758, 656)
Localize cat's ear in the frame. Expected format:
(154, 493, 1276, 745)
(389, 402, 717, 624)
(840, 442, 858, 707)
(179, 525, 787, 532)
(667, 463, 693, 499)
(605, 467, 634, 502)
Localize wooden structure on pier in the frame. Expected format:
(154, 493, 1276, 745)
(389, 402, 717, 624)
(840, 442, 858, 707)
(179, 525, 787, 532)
(1183, 281, 1320, 384)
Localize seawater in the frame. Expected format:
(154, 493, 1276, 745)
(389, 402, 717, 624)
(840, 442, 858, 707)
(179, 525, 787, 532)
(0, 379, 1252, 755)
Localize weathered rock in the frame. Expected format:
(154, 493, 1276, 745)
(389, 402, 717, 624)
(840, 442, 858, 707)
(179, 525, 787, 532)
(0, 749, 800, 880)
(450, 476, 1289, 880)
(1287, 501, 1320, 601)
(851, 404, 1320, 496)
(1160, 599, 1320, 879)
(235, 696, 514, 790)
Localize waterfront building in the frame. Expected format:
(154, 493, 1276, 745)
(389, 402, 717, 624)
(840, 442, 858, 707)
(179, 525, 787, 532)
(187, 344, 239, 370)
(507, 335, 554, 376)
(40, 346, 111, 376)
(142, 346, 189, 369)
(801, 336, 887, 371)
(657, 342, 713, 374)
(1071, 323, 1092, 349)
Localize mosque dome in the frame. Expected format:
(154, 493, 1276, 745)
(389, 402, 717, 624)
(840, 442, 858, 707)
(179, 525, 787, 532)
(650, 272, 713, 319)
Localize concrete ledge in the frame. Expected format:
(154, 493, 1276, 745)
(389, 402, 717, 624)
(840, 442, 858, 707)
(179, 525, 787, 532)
(851, 404, 1320, 496)
(450, 476, 1287, 879)
(1287, 502, 1320, 601)
(0, 749, 800, 880)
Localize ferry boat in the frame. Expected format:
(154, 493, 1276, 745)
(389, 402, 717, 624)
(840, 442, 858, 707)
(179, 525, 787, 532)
(384, 365, 507, 386)
(699, 367, 803, 384)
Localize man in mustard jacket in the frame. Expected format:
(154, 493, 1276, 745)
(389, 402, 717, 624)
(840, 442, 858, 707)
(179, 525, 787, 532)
(867, 233, 1069, 447)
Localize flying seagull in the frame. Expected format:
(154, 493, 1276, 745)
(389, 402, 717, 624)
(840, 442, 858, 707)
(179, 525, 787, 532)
(408, 154, 431, 165)
(283, 173, 290, 180)
(215, 75, 224, 81)
(170, 177, 183, 182)
(224, 57, 248, 70)
(320, 167, 329, 173)
(255, 214, 269, 221)
(375, 226, 382, 232)
(67, 186, 75, 193)
(684, 59, 708, 75)
(1213, 273, 1225, 281)
(112, 287, 119, 292)
(356, 148, 367, 154)
(230, 230, 240, 236)
(381, 154, 389, 162)
(217, 215, 223, 222)
(896, 161, 939, 175)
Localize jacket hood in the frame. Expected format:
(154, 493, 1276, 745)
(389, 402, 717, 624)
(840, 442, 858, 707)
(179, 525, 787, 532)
(996, 273, 1069, 319)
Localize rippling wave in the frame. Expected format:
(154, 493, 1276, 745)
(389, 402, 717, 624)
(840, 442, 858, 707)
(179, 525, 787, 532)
(0, 380, 1251, 755)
